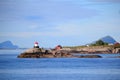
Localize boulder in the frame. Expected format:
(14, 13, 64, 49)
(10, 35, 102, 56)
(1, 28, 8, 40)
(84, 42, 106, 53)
(23, 48, 42, 53)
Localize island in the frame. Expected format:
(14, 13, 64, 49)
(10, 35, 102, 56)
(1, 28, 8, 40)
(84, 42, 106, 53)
(18, 41, 120, 58)
(17, 47, 102, 58)
(18, 36, 120, 58)
(0, 41, 18, 49)
(17, 42, 102, 58)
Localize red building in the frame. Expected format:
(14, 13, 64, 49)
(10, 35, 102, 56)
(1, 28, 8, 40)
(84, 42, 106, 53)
(55, 45, 62, 50)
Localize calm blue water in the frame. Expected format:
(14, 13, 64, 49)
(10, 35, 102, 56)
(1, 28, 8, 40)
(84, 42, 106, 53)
(0, 50, 120, 80)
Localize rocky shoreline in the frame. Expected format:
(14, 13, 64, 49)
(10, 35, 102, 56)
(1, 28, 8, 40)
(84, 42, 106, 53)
(63, 46, 120, 54)
(17, 46, 120, 58)
(17, 48, 102, 58)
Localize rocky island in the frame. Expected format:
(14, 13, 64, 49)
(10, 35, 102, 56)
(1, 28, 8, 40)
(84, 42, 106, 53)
(18, 42, 102, 58)
(17, 48, 102, 58)
(18, 37, 120, 58)
(18, 45, 120, 58)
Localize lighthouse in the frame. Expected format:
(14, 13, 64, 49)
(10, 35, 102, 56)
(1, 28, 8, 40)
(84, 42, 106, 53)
(34, 41, 39, 48)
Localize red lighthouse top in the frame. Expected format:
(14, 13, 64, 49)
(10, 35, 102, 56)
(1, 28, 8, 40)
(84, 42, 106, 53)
(34, 42, 38, 44)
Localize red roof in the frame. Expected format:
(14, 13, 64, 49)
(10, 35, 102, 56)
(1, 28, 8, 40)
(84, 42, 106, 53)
(34, 42, 38, 44)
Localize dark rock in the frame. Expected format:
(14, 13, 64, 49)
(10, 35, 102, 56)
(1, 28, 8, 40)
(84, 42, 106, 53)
(34, 46, 39, 48)
(18, 53, 43, 58)
(76, 55, 102, 58)
(70, 50, 81, 53)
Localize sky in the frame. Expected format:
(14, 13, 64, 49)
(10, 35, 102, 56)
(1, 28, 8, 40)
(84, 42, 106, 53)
(0, 0, 120, 48)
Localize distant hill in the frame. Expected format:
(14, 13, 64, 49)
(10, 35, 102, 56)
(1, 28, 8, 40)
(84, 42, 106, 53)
(0, 41, 19, 49)
(87, 36, 117, 45)
(100, 36, 117, 44)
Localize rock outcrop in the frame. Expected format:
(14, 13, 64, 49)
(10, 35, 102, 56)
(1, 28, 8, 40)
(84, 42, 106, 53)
(76, 55, 102, 58)
(112, 48, 120, 53)
(64, 47, 120, 54)
(18, 48, 73, 58)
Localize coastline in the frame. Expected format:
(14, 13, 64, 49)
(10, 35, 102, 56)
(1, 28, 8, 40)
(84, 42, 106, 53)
(17, 46, 120, 58)
(63, 46, 120, 54)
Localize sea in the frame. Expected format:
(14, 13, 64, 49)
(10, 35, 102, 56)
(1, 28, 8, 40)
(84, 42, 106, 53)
(0, 49, 120, 80)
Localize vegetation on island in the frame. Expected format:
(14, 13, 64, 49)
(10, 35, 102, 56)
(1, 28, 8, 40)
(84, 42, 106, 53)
(90, 40, 108, 46)
(64, 40, 110, 48)
(63, 40, 120, 50)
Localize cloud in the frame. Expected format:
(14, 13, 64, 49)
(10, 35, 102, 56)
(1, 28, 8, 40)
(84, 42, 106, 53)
(25, 15, 42, 20)
(1, 20, 119, 38)
(29, 24, 40, 29)
(0, 0, 99, 22)
(0, 23, 81, 38)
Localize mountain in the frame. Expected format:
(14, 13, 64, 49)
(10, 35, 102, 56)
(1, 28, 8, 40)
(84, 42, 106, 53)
(100, 36, 117, 44)
(87, 36, 117, 45)
(0, 41, 19, 49)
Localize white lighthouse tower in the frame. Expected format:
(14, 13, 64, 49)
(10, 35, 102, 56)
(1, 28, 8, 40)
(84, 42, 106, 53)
(34, 41, 39, 48)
